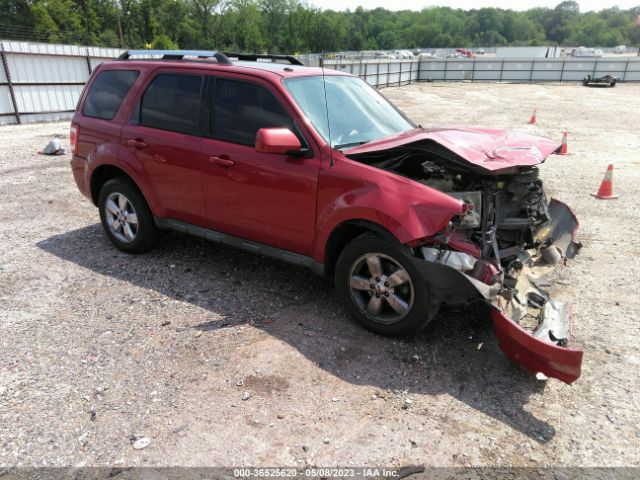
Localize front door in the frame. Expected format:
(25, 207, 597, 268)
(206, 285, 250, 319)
(201, 76, 319, 256)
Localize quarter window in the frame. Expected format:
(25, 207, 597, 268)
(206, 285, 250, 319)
(82, 70, 139, 120)
(213, 79, 293, 146)
(140, 74, 203, 135)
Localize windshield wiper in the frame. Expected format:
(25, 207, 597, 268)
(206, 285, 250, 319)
(334, 140, 370, 150)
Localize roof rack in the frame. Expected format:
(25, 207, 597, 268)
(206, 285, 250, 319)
(222, 52, 303, 66)
(117, 50, 304, 67)
(118, 50, 231, 64)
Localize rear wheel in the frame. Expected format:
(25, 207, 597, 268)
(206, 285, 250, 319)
(98, 178, 159, 253)
(335, 233, 440, 337)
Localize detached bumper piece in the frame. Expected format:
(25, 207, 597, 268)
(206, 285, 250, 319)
(491, 198, 583, 384)
(491, 307, 583, 384)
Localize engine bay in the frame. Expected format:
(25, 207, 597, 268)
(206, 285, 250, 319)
(348, 142, 552, 263)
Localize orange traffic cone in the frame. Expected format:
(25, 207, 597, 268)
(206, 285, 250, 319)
(558, 132, 568, 155)
(528, 109, 537, 124)
(591, 164, 619, 200)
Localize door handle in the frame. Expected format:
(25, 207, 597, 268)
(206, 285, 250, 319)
(209, 156, 235, 167)
(127, 138, 148, 149)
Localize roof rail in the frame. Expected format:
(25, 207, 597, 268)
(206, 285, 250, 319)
(222, 52, 303, 66)
(118, 50, 231, 64)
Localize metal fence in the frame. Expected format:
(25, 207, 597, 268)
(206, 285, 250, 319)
(0, 40, 122, 125)
(327, 56, 640, 88)
(324, 59, 420, 87)
(417, 57, 640, 83)
(1, 39, 639, 125)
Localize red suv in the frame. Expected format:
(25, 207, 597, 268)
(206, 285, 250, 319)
(70, 50, 583, 383)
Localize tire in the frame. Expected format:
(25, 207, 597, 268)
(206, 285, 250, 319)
(98, 177, 159, 253)
(335, 232, 440, 337)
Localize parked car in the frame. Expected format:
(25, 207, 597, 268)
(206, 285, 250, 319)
(70, 50, 583, 383)
(583, 74, 617, 87)
(394, 50, 415, 59)
(571, 46, 603, 57)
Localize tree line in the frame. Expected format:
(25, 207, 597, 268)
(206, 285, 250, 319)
(1, 0, 639, 52)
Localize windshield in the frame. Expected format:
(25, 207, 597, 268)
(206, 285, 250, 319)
(284, 75, 414, 149)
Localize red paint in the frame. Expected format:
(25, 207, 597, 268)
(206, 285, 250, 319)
(346, 127, 562, 172)
(446, 230, 482, 257)
(71, 60, 467, 259)
(491, 308, 583, 384)
(255, 127, 302, 154)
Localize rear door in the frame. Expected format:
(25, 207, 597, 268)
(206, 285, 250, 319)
(201, 75, 320, 256)
(121, 70, 206, 225)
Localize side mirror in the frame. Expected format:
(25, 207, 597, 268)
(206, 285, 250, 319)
(255, 128, 303, 155)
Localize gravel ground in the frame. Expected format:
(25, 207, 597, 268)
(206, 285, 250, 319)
(0, 82, 639, 469)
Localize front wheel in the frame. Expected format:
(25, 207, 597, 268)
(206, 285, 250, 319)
(335, 233, 440, 337)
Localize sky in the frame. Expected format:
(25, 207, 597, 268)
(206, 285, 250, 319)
(309, 0, 638, 12)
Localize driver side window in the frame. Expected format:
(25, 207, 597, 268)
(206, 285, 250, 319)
(212, 78, 293, 146)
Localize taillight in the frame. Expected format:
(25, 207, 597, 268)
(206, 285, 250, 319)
(70, 124, 79, 155)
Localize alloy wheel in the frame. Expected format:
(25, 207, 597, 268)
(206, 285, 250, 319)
(104, 192, 138, 243)
(348, 253, 415, 324)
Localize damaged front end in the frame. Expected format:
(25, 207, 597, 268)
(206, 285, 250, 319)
(346, 130, 584, 384)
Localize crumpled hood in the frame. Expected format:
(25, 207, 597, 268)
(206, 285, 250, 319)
(345, 127, 562, 172)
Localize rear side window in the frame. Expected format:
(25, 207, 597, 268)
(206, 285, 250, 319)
(139, 74, 203, 135)
(213, 79, 293, 146)
(82, 70, 139, 120)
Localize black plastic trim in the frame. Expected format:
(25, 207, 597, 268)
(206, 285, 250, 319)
(155, 217, 324, 276)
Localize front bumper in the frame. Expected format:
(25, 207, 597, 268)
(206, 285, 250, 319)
(491, 198, 583, 384)
(491, 306, 583, 384)
(414, 198, 584, 384)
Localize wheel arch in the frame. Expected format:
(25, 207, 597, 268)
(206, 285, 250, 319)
(322, 219, 409, 278)
(90, 164, 158, 216)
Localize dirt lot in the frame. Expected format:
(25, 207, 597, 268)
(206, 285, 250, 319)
(1, 82, 639, 469)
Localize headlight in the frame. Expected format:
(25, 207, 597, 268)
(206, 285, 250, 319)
(448, 191, 482, 228)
